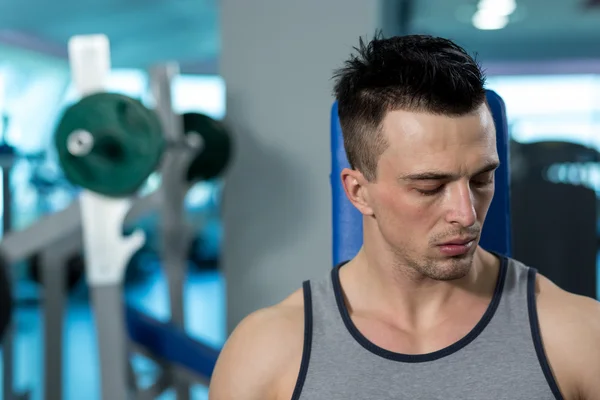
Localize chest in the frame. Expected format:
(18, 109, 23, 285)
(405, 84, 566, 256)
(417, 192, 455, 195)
(350, 303, 489, 355)
(295, 353, 557, 400)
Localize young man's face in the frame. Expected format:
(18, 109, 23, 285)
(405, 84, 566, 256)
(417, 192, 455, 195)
(363, 103, 499, 280)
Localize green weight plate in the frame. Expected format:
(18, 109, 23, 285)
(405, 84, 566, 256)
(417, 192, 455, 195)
(54, 92, 165, 197)
(182, 112, 232, 182)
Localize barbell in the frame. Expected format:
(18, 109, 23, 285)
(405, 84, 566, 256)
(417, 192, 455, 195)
(54, 92, 231, 197)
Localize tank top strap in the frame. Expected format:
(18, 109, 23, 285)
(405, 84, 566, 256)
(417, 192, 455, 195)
(291, 268, 352, 400)
(486, 257, 564, 400)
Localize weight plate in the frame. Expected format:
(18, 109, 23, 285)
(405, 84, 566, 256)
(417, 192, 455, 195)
(183, 112, 232, 182)
(54, 93, 165, 197)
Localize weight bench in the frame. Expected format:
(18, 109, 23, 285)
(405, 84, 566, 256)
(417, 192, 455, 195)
(330, 89, 513, 264)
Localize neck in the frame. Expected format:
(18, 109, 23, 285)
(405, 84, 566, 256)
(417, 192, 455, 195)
(340, 245, 498, 333)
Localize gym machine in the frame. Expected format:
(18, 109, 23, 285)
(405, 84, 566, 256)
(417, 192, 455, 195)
(62, 34, 230, 400)
(1, 197, 82, 400)
(0, 33, 230, 399)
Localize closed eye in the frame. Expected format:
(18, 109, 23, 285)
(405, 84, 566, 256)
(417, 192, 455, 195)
(411, 162, 499, 197)
(472, 179, 493, 187)
(471, 173, 494, 187)
(416, 175, 494, 196)
(416, 186, 444, 196)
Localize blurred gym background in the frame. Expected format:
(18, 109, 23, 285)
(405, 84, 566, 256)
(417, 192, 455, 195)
(0, 0, 600, 398)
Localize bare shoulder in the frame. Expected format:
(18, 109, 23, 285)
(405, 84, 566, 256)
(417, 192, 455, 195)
(535, 273, 600, 400)
(208, 287, 306, 400)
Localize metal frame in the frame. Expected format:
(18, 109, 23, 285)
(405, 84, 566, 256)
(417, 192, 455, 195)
(1, 195, 82, 400)
(1, 34, 218, 400)
(147, 63, 199, 400)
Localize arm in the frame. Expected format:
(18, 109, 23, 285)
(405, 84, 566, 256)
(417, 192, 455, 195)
(209, 295, 304, 400)
(566, 297, 600, 400)
(536, 275, 600, 400)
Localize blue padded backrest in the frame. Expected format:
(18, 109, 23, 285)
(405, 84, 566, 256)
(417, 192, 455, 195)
(330, 89, 512, 266)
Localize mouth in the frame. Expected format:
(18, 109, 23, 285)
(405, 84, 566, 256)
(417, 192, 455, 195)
(436, 237, 478, 257)
(438, 237, 477, 246)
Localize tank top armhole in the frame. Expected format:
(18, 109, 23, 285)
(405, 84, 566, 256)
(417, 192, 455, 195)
(527, 267, 565, 400)
(290, 280, 313, 400)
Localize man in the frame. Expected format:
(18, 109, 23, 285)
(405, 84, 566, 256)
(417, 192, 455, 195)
(209, 34, 600, 399)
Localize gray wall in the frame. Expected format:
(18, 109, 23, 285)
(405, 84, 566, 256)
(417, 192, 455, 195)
(219, 0, 382, 333)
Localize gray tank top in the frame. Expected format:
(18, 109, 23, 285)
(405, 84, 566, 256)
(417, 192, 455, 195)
(291, 256, 564, 400)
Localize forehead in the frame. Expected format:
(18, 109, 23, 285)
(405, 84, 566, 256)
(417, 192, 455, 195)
(379, 104, 498, 174)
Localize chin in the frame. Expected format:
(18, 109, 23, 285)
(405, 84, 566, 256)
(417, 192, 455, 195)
(421, 254, 474, 281)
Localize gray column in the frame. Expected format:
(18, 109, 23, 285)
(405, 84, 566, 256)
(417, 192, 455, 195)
(220, 0, 383, 332)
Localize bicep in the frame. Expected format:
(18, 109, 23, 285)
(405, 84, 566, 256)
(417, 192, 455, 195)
(560, 297, 600, 400)
(577, 344, 600, 399)
(535, 278, 600, 400)
(578, 305, 600, 400)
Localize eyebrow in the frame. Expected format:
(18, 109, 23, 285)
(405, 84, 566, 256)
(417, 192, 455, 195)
(399, 160, 500, 181)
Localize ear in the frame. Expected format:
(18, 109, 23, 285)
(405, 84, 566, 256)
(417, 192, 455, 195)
(341, 168, 374, 216)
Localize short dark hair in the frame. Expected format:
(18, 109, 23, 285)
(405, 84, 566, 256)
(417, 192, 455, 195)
(332, 33, 487, 181)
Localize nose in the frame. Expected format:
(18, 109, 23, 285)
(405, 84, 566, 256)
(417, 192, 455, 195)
(445, 181, 477, 227)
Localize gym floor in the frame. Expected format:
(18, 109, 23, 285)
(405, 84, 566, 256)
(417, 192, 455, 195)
(1, 261, 226, 400)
